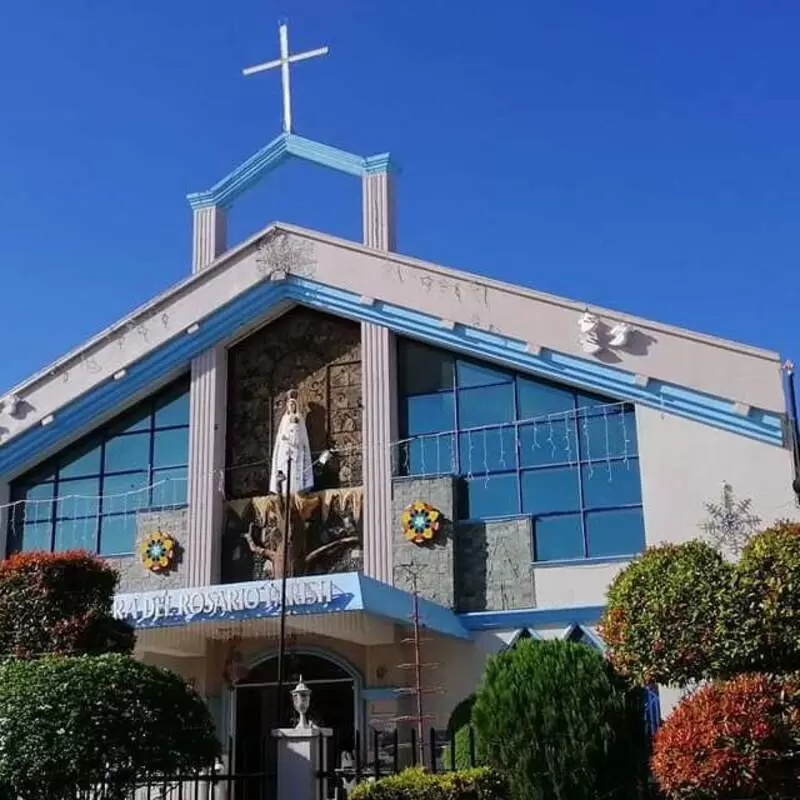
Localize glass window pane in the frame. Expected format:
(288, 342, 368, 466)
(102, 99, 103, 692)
(456, 360, 511, 388)
(54, 517, 97, 552)
(582, 460, 642, 509)
(403, 393, 454, 436)
(103, 472, 150, 513)
(521, 467, 580, 515)
(398, 340, 454, 395)
(99, 514, 138, 555)
(107, 404, 151, 435)
(55, 478, 101, 519)
(59, 440, 102, 479)
(458, 384, 515, 428)
(578, 408, 638, 460)
(576, 390, 614, 409)
(458, 427, 517, 474)
(152, 467, 189, 507)
(517, 379, 575, 419)
(152, 428, 189, 468)
(461, 474, 519, 519)
(400, 434, 455, 477)
(534, 514, 584, 562)
(154, 386, 190, 428)
(104, 432, 151, 473)
(585, 508, 645, 558)
(518, 418, 579, 468)
(14, 483, 54, 525)
(18, 522, 52, 552)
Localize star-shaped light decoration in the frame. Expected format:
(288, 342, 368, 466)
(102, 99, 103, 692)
(401, 501, 442, 545)
(140, 530, 176, 573)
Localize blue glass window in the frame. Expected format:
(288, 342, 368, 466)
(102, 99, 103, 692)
(397, 338, 645, 561)
(8, 375, 190, 556)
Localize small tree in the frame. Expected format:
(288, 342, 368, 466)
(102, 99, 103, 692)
(651, 672, 800, 800)
(0, 654, 220, 799)
(723, 521, 800, 675)
(600, 541, 732, 686)
(700, 481, 761, 559)
(0, 551, 134, 658)
(471, 639, 647, 800)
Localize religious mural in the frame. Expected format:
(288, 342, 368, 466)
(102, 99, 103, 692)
(222, 307, 364, 583)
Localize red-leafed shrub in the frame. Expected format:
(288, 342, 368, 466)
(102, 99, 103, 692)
(0, 550, 134, 658)
(651, 673, 800, 799)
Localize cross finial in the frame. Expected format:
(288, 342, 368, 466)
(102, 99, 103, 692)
(242, 20, 329, 134)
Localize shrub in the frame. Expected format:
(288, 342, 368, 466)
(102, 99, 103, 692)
(0, 550, 134, 658)
(722, 521, 800, 675)
(349, 766, 508, 800)
(600, 541, 732, 685)
(0, 654, 220, 799)
(651, 672, 800, 799)
(471, 638, 648, 800)
(442, 694, 481, 771)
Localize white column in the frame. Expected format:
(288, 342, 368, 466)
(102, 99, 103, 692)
(186, 204, 228, 586)
(361, 170, 397, 584)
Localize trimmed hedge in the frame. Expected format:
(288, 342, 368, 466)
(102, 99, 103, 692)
(0, 550, 134, 658)
(600, 541, 733, 685)
(472, 639, 648, 800)
(349, 767, 508, 800)
(651, 672, 800, 799)
(0, 654, 220, 799)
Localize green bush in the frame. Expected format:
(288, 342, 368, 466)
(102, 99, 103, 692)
(472, 639, 648, 800)
(600, 541, 732, 685)
(442, 694, 481, 771)
(0, 654, 220, 799)
(0, 550, 134, 658)
(349, 766, 508, 800)
(723, 521, 800, 675)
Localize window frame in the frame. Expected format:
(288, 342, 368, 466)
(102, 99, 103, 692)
(8, 376, 190, 556)
(396, 339, 645, 563)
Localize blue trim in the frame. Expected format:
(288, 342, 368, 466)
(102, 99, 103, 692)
(533, 554, 635, 568)
(459, 605, 605, 630)
(0, 276, 784, 478)
(363, 687, 400, 702)
(187, 134, 395, 210)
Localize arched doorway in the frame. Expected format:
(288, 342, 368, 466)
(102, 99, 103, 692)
(234, 649, 360, 783)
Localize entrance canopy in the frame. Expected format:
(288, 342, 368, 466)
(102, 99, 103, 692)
(114, 573, 470, 655)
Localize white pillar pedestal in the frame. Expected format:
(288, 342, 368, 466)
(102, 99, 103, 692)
(272, 725, 333, 800)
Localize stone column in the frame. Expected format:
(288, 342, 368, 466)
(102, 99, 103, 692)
(186, 204, 228, 586)
(361, 169, 397, 584)
(0, 481, 10, 558)
(273, 726, 333, 800)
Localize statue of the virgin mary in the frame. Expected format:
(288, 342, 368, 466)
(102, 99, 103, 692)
(269, 391, 314, 495)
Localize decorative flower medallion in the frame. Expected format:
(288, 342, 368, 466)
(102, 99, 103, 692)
(401, 501, 441, 545)
(140, 530, 176, 572)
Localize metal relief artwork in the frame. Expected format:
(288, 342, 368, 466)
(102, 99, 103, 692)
(222, 307, 363, 583)
(255, 231, 316, 281)
(140, 530, 177, 573)
(401, 501, 442, 545)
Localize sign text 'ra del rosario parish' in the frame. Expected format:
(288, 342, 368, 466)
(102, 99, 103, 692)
(113, 576, 350, 627)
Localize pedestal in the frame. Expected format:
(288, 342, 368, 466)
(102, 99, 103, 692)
(273, 725, 333, 800)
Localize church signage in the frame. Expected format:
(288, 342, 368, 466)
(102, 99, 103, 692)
(113, 575, 349, 628)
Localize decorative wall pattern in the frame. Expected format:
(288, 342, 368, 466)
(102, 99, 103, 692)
(226, 307, 362, 498)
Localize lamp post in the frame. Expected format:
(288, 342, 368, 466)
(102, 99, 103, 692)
(291, 675, 312, 729)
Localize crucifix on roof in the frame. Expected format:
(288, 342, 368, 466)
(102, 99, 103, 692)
(242, 20, 329, 135)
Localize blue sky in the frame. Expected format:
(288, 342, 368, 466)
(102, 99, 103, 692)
(0, 1, 798, 395)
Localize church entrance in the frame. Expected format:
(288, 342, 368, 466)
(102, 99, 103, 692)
(234, 650, 359, 796)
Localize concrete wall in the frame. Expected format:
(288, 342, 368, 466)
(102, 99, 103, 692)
(456, 517, 536, 612)
(106, 508, 189, 593)
(392, 476, 456, 608)
(637, 405, 798, 547)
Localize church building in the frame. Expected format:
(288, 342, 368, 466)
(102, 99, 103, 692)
(0, 20, 798, 769)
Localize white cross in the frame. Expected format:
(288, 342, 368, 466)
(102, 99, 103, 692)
(242, 21, 329, 134)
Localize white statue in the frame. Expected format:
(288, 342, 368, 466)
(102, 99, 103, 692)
(608, 321, 631, 348)
(270, 391, 314, 495)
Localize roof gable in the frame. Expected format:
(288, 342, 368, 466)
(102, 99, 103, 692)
(0, 224, 786, 478)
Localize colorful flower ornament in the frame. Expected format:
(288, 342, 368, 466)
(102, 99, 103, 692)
(140, 530, 176, 572)
(401, 501, 441, 545)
